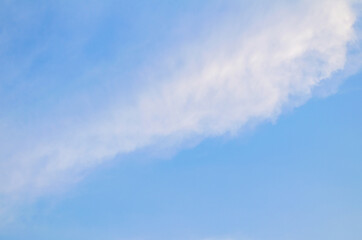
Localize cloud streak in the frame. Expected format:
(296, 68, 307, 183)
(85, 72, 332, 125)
(0, 0, 361, 211)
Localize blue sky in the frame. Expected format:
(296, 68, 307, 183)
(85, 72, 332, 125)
(0, 1, 362, 240)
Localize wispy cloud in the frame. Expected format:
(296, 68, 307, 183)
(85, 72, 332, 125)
(0, 0, 361, 214)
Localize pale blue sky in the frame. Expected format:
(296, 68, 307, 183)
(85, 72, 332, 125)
(0, 1, 362, 240)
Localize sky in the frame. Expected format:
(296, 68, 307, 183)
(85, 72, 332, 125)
(0, 0, 362, 239)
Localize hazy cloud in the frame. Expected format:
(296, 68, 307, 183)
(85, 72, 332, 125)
(0, 0, 361, 212)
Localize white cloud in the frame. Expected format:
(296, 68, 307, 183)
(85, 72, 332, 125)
(0, 0, 361, 210)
